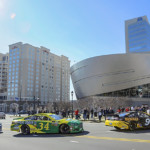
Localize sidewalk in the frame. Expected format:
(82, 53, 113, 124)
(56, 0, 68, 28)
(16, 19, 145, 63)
(78, 116, 106, 123)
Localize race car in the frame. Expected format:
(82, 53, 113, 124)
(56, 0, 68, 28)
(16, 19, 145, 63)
(105, 111, 150, 130)
(11, 113, 83, 134)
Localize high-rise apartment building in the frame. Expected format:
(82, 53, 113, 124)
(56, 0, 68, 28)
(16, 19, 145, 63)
(125, 16, 150, 53)
(0, 53, 8, 100)
(8, 42, 70, 104)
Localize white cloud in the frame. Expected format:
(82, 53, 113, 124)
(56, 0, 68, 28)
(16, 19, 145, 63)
(10, 13, 16, 19)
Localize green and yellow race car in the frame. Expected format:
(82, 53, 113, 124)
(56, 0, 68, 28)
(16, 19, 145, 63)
(105, 111, 150, 131)
(11, 113, 83, 134)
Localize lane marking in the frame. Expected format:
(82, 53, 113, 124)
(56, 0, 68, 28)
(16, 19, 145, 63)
(70, 141, 79, 143)
(76, 135, 150, 143)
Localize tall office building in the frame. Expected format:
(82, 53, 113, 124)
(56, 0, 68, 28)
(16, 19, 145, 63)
(0, 53, 8, 100)
(125, 16, 150, 53)
(8, 42, 70, 104)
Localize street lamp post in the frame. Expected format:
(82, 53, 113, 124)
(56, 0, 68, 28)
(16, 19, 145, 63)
(19, 84, 22, 116)
(33, 96, 39, 114)
(71, 91, 74, 119)
(33, 96, 35, 114)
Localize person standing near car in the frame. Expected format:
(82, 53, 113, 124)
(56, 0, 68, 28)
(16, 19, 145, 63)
(94, 108, 97, 118)
(86, 109, 90, 120)
(75, 109, 79, 119)
(98, 107, 102, 122)
(91, 108, 94, 119)
(147, 107, 150, 114)
(83, 108, 87, 120)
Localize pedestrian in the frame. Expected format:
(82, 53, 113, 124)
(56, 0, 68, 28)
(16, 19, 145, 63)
(131, 106, 134, 111)
(121, 107, 125, 112)
(56, 110, 59, 115)
(147, 107, 150, 114)
(86, 109, 90, 120)
(103, 108, 107, 120)
(67, 110, 70, 118)
(125, 107, 129, 112)
(83, 108, 87, 120)
(117, 107, 121, 113)
(62, 109, 66, 118)
(109, 107, 114, 115)
(91, 108, 94, 119)
(94, 108, 97, 118)
(75, 109, 79, 119)
(98, 110, 102, 122)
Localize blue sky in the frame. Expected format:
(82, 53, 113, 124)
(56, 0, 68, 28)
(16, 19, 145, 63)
(0, 0, 150, 99)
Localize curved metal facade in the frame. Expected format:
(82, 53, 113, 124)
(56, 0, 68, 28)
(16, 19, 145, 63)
(70, 53, 150, 99)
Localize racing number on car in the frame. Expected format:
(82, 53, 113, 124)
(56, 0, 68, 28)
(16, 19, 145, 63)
(38, 123, 43, 130)
(145, 118, 150, 126)
(44, 122, 49, 130)
(38, 123, 50, 130)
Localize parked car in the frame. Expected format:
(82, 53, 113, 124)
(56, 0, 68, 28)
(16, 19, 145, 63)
(0, 112, 5, 119)
(0, 123, 2, 132)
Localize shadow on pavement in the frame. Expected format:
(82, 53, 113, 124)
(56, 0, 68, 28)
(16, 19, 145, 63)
(13, 131, 90, 138)
(110, 128, 150, 134)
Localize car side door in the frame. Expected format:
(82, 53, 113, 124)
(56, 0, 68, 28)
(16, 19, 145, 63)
(36, 115, 52, 133)
(138, 112, 150, 127)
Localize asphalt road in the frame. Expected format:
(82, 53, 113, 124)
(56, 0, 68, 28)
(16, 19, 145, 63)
(0, 115, 150, 150)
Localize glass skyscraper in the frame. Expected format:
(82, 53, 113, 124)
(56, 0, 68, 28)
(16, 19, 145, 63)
(125, 16, 150, 53)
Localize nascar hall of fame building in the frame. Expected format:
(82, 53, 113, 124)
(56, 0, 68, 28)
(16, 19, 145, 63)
(71, 16, 150, 106)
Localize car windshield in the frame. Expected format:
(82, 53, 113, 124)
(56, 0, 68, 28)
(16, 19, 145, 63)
(119, 112, 129, 117)
(50, 114, 63, 120)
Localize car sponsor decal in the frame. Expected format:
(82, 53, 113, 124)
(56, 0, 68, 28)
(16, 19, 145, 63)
(17, 121, 36, 125)
(51, 122, 58, 126)
(125, 118, 139, 121)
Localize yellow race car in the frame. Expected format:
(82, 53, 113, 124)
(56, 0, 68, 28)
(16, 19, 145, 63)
(11, 113, 83, 134)
(105, 111, 150, 130)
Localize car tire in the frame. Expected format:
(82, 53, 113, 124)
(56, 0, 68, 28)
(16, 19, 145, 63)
(21, 125, 30, 135)
(59, 124, 70, 134)
(129, 122, 136, 131)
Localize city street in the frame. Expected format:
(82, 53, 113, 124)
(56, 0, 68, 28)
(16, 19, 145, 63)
(0, 115, 150, 150)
